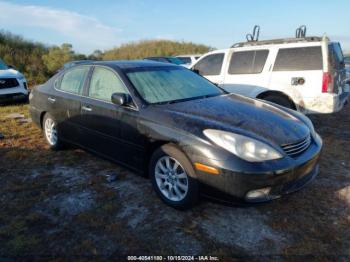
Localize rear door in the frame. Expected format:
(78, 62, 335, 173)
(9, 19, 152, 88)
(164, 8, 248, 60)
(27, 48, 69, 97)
(192, 52, 226, 85)
(222, 49, 271, 96)
(269, 45, 323, 99)
(50, 65, 91, 143)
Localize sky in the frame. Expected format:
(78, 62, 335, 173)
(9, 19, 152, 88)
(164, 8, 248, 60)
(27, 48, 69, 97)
(0, 0, 349, 54)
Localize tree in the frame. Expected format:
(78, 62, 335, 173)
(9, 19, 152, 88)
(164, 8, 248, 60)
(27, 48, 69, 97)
(88, 49, 103, 60)
(103, 40, 212, 60)
(42, 43, 74, 74)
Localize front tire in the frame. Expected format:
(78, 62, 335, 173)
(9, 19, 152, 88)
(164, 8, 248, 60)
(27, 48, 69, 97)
(150, 144, 199, 209)
(43, 113, 63, 150)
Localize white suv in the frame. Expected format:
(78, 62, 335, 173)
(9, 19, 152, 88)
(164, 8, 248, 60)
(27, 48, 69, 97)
(191, 36, 350, 114)
(0, 59, 29, 103)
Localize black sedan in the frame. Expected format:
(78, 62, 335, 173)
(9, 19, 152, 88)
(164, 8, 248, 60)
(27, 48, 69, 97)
(29, 61, 322, 209)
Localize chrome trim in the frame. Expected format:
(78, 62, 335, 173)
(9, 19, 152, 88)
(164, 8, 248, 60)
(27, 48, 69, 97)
(281, 134, 311, 157)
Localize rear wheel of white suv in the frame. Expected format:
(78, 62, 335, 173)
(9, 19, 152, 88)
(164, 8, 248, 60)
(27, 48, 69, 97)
(263, 94, 295, 109)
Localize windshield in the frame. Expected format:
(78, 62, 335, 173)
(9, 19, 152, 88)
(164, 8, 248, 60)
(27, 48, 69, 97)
(0, 59, 8, 70)
(126, 67, 223, 104)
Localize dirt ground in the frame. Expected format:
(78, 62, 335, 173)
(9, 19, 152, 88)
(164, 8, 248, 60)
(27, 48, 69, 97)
(0, 102, 349, 260)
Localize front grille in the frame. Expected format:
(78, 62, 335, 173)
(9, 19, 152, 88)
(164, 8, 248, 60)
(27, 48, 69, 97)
(281, 134, 311, 157)
(0, 78, 19, 89)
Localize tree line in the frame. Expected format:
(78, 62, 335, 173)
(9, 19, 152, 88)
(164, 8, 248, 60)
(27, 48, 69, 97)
(0, 31, 212, 87)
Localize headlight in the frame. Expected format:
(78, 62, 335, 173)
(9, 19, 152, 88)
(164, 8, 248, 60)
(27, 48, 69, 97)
(203, 129, 283, 162)
(17, 75, 26, 81)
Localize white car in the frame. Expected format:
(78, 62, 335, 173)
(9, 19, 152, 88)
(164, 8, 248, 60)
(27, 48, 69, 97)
(0, 59, 29, 103)
(191, 36, 350, 114)
(176, 54, 202, 68)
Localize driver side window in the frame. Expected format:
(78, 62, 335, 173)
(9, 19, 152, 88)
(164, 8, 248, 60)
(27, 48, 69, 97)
(88, 67, 128, 102)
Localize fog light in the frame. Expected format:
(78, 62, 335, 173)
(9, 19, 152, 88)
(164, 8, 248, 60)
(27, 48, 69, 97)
(245, 187, 271, 201)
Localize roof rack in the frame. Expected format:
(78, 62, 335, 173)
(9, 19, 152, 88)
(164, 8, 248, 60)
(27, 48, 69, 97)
(231, 36, 323, 48)
(232, 25, 326, 48)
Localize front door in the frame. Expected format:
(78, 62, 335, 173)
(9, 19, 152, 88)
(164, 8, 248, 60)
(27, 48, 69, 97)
(79, 66, 144, 169)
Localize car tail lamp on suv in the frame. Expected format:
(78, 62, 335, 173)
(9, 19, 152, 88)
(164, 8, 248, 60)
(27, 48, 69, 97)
(322, 72, 333, 93)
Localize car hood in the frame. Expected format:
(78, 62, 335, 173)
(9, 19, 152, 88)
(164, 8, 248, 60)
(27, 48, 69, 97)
(0, 68, 22, 78)
(151, 94, 310, 146)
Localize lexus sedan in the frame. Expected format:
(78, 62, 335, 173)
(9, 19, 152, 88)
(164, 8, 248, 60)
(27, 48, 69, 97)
(29, 61, 322, 209)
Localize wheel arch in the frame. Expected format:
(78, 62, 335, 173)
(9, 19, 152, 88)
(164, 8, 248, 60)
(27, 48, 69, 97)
(144, 140, 196, 178)
(40, 111, 47, 129)
(256, 90, 298, 110)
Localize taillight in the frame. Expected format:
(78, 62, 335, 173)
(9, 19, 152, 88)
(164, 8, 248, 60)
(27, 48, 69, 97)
(322, 72, 333, 93)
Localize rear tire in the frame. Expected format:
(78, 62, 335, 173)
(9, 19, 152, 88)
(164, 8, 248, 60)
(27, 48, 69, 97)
(149, 144, 199, 210)
(43, 113, 64, 150)
(262, 94, 295, 109)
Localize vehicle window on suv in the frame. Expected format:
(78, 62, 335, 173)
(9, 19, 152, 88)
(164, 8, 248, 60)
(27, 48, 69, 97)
(59, 66, 89, 94)
(89, 67, 127, 102)
(193, 53, 224, 75)
(178, 57, 191, 64)
(228, 50, 269, 74)
(273, 46, 322, 71)
(329, 43, 345, 70)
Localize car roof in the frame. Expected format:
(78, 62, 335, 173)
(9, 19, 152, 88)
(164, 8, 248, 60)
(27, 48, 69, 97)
(176, 54, 202, 57)
(78, 60, 179, 69)
(144, 56, 175, 59)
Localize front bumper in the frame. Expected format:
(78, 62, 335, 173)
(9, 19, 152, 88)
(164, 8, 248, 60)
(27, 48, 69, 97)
(0, 92, 28, 103)
(190, 134, 322, 203)
(0, 83, 29, 103)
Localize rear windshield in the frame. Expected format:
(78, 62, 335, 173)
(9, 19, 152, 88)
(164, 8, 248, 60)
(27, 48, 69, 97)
(228, 50, 269, 74)
(329, 43, 344, 69)
(273, 46, 323, 71)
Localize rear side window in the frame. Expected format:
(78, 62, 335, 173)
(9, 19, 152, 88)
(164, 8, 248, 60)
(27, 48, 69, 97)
(273, 46, 322, 71)
(329, 43, 344, 69)
(178, 57, 191, 64)
(193, 53, 224, 75)
(88, 67, 127, 102)
(228, 50, 269, 74)
(59, 66, 89, 94)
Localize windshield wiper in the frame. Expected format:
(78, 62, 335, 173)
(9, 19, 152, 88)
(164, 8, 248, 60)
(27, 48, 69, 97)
(153, 93, 221, 105)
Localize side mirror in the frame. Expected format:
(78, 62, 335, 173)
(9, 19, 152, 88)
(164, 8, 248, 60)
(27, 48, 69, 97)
(111, 93, 131, 106)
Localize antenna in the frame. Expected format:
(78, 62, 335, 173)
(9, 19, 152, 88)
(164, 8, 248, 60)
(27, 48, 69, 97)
(246, 25, 260, 42)
(295, 25, 307, 38)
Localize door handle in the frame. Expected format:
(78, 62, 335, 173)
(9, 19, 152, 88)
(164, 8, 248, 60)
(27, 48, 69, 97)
(48, 97, 56, 103)
(82, 105, 92, 112)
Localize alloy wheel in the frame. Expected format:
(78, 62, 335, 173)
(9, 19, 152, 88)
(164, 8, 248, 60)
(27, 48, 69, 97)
(44, 117, 57, 146)
(154, 156, 189, 202)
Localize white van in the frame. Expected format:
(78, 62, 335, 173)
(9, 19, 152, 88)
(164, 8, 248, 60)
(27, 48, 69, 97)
(191, 36, 350, 114)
